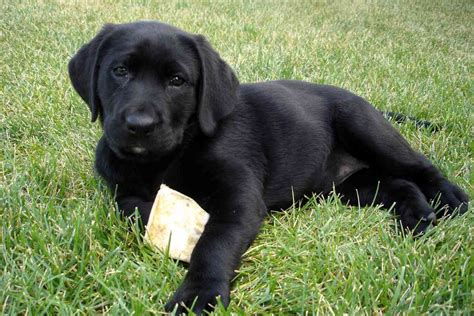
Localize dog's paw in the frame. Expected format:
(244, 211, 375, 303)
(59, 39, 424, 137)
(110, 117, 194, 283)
(428, 180, 469, 217)
(165, 279, 230, 315)
(398, 202, 437, 235)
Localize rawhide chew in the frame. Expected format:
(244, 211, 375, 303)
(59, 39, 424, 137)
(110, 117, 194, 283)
(144, 184, 210, 263)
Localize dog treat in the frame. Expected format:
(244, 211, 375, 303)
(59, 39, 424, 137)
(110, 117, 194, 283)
(144, 184, 210, 263)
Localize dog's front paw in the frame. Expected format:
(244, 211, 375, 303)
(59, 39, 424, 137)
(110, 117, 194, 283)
(165, 279, 230, 315)
(430, 180, 469, 216)
(392, 192, 437, 235)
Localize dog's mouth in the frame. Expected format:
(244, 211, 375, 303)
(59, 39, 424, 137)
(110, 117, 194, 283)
(103, 125, 183, 162)
(116, 145, 153, 161)
(112, 140, 177, 162)
(126, 146, 148, 155)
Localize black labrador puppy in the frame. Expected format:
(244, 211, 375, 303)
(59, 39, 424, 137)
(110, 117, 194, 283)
(68, 21, 469, 314)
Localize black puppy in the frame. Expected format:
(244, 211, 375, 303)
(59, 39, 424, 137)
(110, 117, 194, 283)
(68, 21, 469, 314)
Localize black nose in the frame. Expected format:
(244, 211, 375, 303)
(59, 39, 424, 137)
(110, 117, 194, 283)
(125, 113, 157, 135)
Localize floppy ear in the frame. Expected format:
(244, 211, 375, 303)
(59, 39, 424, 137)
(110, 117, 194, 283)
(68, 24, 114, 122)
(193, 35, 239, 136)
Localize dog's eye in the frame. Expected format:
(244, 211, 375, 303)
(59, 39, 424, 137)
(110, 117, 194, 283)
(169, 76, 185, 87)
(113, 66, 128, 77)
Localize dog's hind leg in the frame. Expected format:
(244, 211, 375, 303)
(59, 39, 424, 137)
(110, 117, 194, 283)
(334, 96, 468, 216)
(334, 168, 437, 234)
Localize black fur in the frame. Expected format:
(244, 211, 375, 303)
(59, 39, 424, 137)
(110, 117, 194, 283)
(68, 21, 469, 314)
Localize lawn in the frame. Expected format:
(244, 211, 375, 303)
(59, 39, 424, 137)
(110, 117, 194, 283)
(1, 0, 473, 314)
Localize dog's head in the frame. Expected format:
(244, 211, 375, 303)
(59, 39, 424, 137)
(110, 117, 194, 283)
(69, 21, 238, 161)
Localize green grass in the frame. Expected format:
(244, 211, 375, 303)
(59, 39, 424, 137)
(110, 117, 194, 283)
(1, 0, 473, 314)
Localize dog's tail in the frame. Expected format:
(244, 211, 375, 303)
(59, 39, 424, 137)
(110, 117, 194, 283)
(382, 111, 440, 132)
